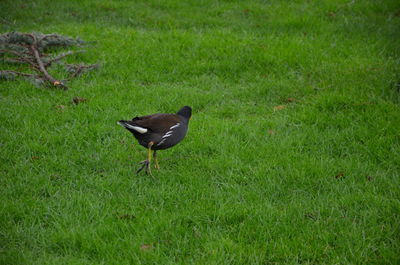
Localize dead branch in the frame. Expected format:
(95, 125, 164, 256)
(29, 34, 67, 89)
(38, 34, 61, 43)
(44, 51, 78, 67)
(1, 48, 38, 68)
(0, 32, 97, 90)
(0, 70, 36, 78)
(66, 63, 99, 78)
(0, 48, 26, 57)
(32, 45, 67, 89)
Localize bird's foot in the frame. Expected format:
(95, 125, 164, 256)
(136, 160, 153, 177)
(154, 162, 160, 170)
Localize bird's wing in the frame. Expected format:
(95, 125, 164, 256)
(132, 113, 181, 133)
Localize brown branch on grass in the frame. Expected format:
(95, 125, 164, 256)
(38, 34, 61, 43)
(44, 51, 80, 67)
(31, 45, 67, 89)
(0, 70, 36, 78)
(4, 58, 24, 64)
(0, 32, 97, 90)
(29, 34, 67, 90)
(0, 49, 26, 57)
(1, 48, 39, 69)
(67, 63, 99, 79)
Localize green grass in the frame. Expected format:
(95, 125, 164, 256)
(1, 0, 400, 264)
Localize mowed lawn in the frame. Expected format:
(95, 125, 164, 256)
(1, 0, 399, 264)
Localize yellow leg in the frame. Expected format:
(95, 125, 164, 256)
(153, 150, 160, 170)
(146, 142, 153, 176)
(147, 142, 153, 162)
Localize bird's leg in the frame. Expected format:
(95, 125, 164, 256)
(153, 150, 160, 170)
(136, 142, 154, 177)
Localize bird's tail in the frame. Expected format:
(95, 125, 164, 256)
(117, 120, 129, 127)
(117, 120, 148, 134)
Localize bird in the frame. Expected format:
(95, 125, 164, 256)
(117, 106, 192, 176)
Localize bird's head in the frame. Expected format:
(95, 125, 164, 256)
(177, 106, 192, 120)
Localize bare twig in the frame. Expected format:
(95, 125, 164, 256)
(1, 49, 38, 68)
(38, 34, 60, 43)
(67, 63, 99, 79)
(44, 51, 76, 67)
(0, 70, 36, 78)
(4, 58, 35, 66)
(72, 64, 98, 78)
(4, 58, 24, 64)
(0, 49, 26, 57)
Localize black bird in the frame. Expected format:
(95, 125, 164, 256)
(118, 106, 192, 175)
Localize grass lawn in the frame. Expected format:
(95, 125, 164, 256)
(1, 0, 400, 264)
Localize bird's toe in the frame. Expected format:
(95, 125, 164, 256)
(136, 160, 149, 174)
